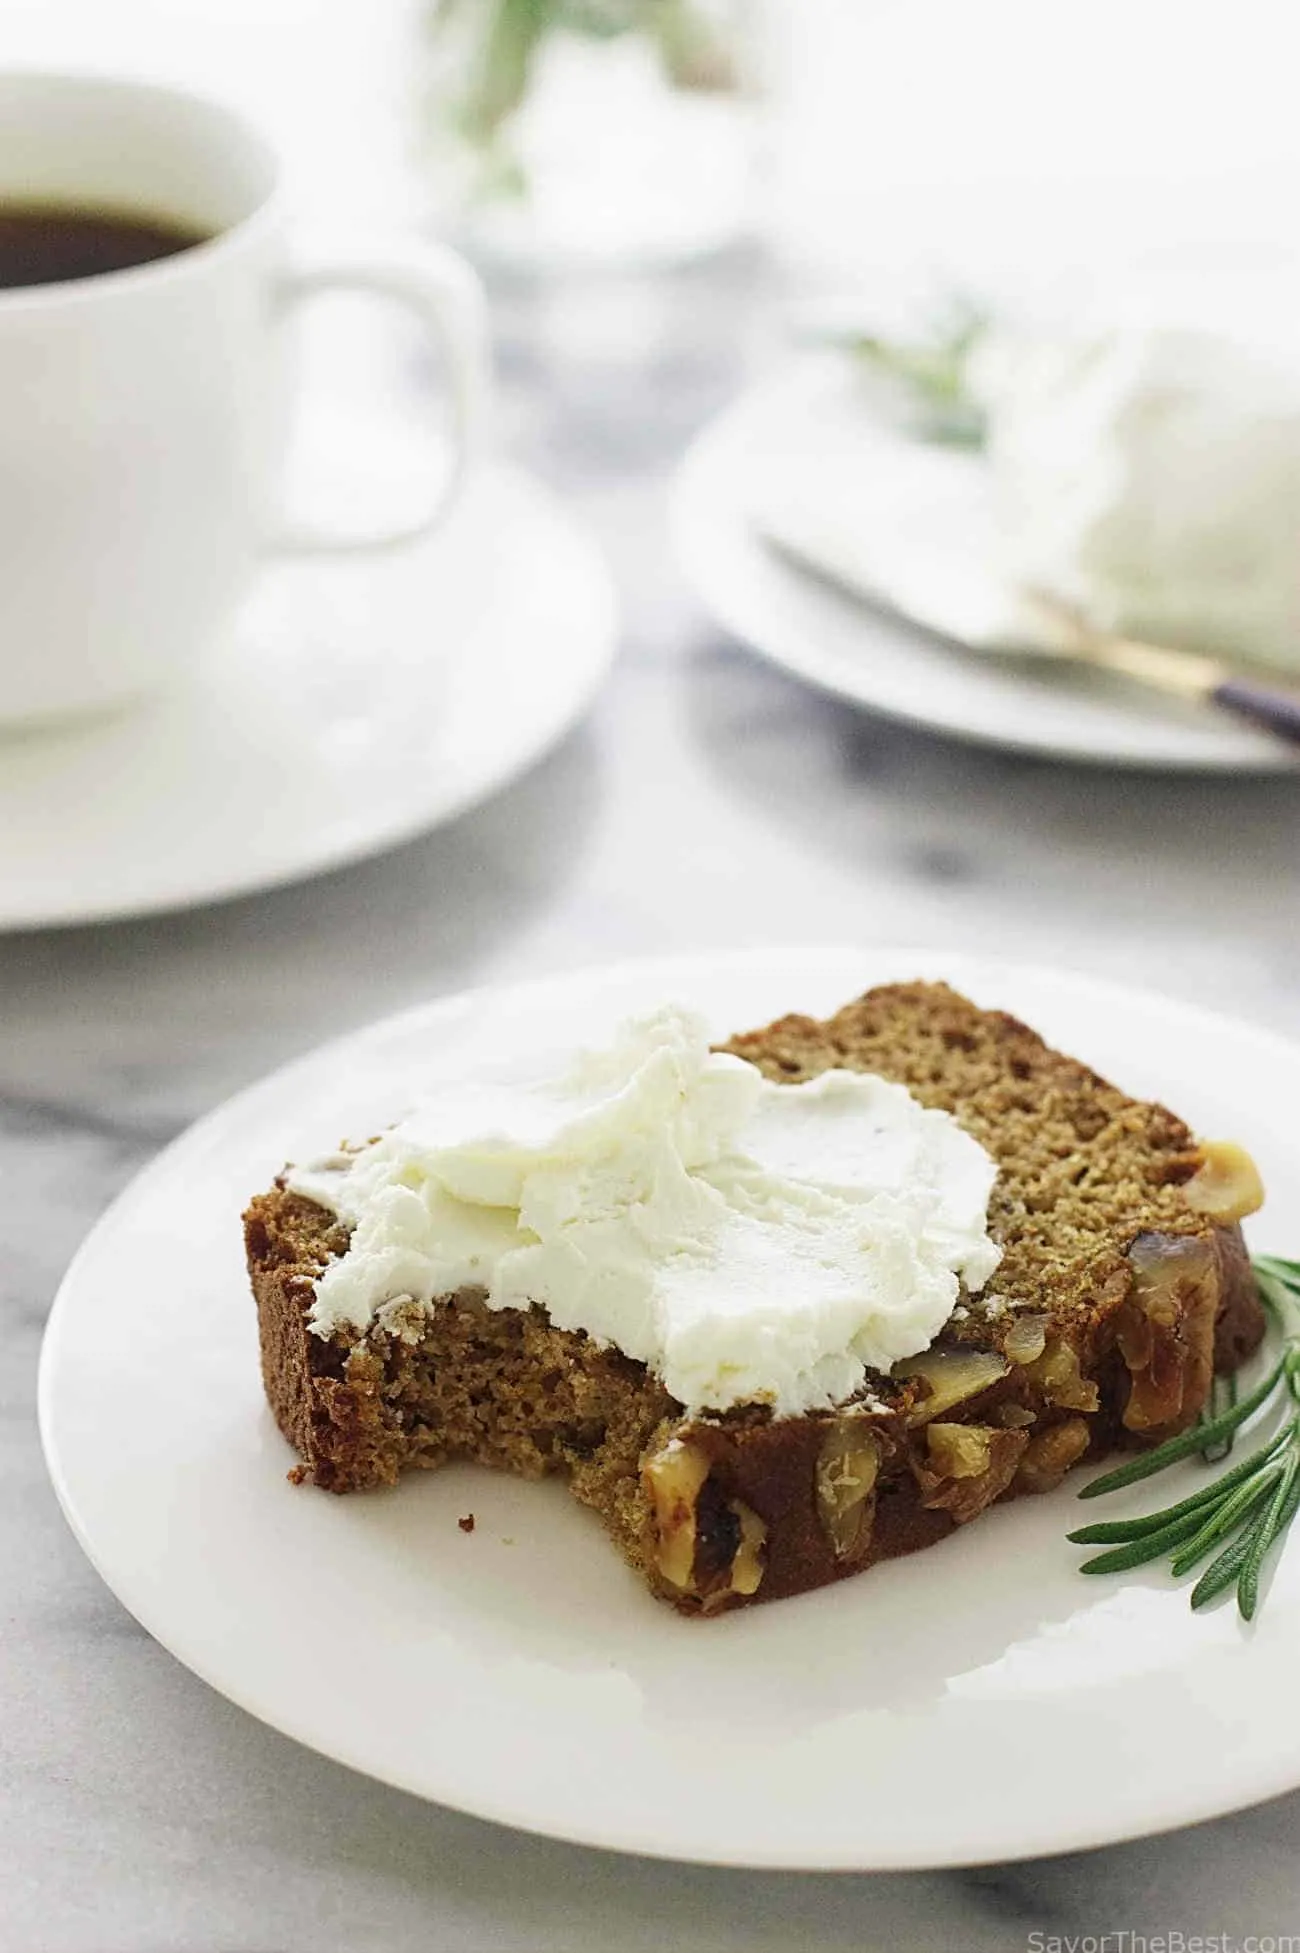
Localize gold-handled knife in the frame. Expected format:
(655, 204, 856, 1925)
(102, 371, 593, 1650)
(1021, 592, 1300, 747)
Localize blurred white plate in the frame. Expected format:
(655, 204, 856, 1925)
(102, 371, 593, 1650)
(0, 464, 615, 930)
(38, 947, 1300, 1869)
(671, 358, 1300, 772)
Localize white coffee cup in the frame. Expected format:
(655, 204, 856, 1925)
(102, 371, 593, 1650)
(0, 70, 490, 726)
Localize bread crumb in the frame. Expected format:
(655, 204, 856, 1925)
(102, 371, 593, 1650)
(458, 1513, 475, 1533)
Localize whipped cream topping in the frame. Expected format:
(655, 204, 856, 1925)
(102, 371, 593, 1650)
(975, 322, 1300, 671)
(286, 1007, 1002, 1418)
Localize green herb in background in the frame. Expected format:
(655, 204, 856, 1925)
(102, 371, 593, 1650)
(1068, 1255, 1300, 1620)
(806, 294, 992, 449)
(430, 0, 738, 179)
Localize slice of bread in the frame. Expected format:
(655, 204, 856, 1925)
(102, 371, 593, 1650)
(244, 981, 1265, 1615)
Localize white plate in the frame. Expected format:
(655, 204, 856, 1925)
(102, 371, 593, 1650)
(0, 464, 615, 930)
(38, 948, 1300, 1870)
(671, 359, 1300, 773)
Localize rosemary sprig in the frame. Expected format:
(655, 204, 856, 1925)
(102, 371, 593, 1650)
(806, 296, 992, 449)
(1066, 1256, 1300, 1620)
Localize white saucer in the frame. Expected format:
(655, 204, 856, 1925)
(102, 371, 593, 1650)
(671, 358, 1300, 772)
(0, 464, 616, 930)
(38, 948, 1300, 1868)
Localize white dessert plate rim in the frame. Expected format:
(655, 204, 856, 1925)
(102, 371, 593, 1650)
(0, 462, 616, 931)
(670, 357, 1300, 774)
(38, 947, 1300, 1869)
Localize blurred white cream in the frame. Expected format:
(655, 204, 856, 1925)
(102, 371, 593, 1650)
(972, 258, 1300, 671)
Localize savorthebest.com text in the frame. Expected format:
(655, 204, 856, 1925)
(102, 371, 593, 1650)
(1027, 1934, 1300, 1953)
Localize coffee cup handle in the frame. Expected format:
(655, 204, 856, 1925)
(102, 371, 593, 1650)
(270, 240, 490, 555)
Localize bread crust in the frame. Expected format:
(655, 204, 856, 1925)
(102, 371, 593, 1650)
(244, 982, 1265, 1614)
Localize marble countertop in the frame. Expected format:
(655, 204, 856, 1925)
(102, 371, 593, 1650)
(7, 257, 1300, 1953)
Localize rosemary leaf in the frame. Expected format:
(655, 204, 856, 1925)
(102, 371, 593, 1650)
(1199, 1366, 1238, 1464)
(1077, 1504, 1216, 1576)
(1191, 1518, 1264, 1610)
(1237, 1451, 1300, 1620)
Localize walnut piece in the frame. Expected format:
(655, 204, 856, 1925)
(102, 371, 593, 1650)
(925, 1422, 993, 1478)
(895, 1348, 1009, 1424)
(815, 1418, 881, 1561)
(643, 1438, 710, 1590)
(1184, 1140, 1265, 1223)
(1021, 1338, 1099, 1413)
(1014, 1416, 1091, 1494)
(1118, 1231, 1219, 1435)
(1003, 1312, 1049, 1366)
(729, 1501, 767, 1597)
(918, 1422, 1028, 1524)
(642, 1437, 767, 1603)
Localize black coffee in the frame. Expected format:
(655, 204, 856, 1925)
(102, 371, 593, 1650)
(0, 202, 208, 290)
